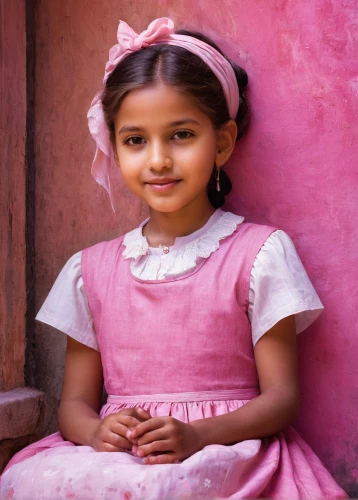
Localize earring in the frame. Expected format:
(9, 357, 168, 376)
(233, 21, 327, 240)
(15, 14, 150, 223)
(216, 164, 221, 192)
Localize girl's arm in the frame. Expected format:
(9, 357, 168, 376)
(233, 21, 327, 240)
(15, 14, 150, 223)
(191, 314, 300, 446)
(58, 337, 151, 450)
(130, 315, 300, 463)
(57, 336, 104, 445)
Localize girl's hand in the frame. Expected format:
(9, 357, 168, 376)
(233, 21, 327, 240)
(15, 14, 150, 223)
(90, 407, 151, 452)
(126, 416, 203, 464)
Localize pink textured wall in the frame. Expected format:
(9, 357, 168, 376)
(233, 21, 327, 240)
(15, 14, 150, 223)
(34, 0, 357, 494)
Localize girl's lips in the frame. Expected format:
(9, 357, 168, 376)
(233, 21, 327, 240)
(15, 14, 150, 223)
(146, 180, 181, 192)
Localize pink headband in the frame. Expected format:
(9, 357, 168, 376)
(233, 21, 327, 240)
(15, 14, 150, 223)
(87, 17, 240, 210)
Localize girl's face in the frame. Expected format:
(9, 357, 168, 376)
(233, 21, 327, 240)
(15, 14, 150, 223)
(113, 83, 221, 214)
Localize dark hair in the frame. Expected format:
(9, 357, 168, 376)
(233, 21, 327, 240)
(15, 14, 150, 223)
(102, 30, 249, 208)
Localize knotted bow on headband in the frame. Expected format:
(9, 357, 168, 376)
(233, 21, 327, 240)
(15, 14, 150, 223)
(87, 17, 240, 210)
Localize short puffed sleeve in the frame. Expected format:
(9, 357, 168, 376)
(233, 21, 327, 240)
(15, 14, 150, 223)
(35, 251, 99, 351)
(248, 230, 324, 345)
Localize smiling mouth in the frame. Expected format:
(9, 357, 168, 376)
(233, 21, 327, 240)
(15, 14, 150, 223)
(147, 180, 179, 185)
(145, 179, 181, 192)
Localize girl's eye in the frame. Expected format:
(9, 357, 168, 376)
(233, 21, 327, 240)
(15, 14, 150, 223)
(124, 136, 145, 146)
(172, 130, 193, 140)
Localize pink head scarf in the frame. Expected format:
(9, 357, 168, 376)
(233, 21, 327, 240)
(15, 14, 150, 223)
(87, 17, 240, 210)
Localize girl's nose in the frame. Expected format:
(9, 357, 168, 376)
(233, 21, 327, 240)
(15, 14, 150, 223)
(147, 141, 173, 171)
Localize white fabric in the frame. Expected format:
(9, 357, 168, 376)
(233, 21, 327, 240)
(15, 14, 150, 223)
(36, 251, 99, 351)
(123, 210, 244, 280)
(248, 230, 323, 345)
(36, 211, 323, 350)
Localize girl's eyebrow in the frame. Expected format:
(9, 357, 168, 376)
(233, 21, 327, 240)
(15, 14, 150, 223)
(117, 119, 200, 135)
(166, 119, 200, 127)
(118, 125, 144, 135)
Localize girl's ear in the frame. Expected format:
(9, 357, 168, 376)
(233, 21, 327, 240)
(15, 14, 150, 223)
(215, 120, 237, 166)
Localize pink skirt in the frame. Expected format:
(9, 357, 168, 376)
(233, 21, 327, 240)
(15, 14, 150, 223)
(0, 389, 347, 499)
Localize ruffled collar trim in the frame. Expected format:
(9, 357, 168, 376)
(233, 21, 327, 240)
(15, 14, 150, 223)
(122, 210, 244, 264)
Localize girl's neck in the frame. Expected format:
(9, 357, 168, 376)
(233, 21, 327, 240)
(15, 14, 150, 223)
(143, 199, 216, 248)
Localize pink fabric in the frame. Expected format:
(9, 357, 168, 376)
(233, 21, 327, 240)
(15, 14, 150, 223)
(82, 223, 269, 396)
(87, 17, 240, 210)
(1, 223, 347, 499)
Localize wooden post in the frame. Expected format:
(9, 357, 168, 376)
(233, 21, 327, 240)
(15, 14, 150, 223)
(0, 0, 27, 390)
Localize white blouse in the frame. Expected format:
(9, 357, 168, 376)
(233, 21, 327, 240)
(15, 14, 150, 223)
(36, 210, 323, 351)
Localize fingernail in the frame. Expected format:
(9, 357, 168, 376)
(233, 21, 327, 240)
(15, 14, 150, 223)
(137, 449, 144, 457)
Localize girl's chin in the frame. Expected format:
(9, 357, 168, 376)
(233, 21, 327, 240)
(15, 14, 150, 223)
(145, 196, 192, 214)
(147, 202, 187, 213)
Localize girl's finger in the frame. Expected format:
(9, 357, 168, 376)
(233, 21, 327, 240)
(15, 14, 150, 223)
(128, 417, 163, 439)
(107, 431, 132, 450)
(116, 414, 142, 429)
(101, 441, 126, 453)
(110, 421, 134, 440)
(137, 440, 171, 457)
(136, 428, 167, 447)
(136, 407, 152, 420)
(143, 454, 179, 465)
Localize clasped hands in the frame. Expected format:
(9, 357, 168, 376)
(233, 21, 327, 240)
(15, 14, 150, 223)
(90, 407, 203, 464)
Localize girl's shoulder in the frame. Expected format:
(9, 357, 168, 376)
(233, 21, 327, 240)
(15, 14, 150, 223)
(81, 233, 127, 266)
(227, 218, 278, 258)
(249, 227, 324, 344)
(80, 233, 127, 287)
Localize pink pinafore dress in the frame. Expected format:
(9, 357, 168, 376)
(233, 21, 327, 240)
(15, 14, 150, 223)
(0, 223, 347, 499)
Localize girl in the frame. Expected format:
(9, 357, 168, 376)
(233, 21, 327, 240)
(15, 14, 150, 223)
(1, 17, 347, 500)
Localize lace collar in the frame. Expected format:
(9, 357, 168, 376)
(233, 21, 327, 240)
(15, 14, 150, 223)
(122, 210, 244, 264)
